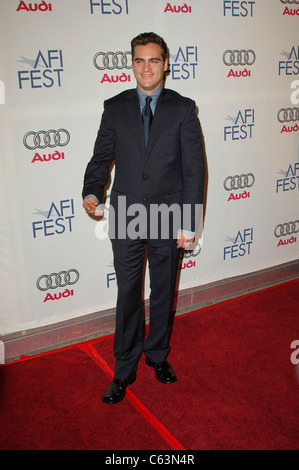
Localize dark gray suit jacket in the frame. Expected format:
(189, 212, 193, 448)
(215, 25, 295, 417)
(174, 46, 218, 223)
(82, 87, 205, 242)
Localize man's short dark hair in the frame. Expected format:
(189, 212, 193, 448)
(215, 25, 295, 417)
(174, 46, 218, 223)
(131, 32, 168, 62)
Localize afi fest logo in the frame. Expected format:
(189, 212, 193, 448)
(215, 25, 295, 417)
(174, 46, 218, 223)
(90, 0, 129, 14)
(169, 46, 198, 81)
(276, 162, 299, 193)
(224, 109, 255, 141)
(223, 1, 255, 17)
(17, 49, 63, 89)
(32, 199, 75, 238)
(278, 46, 299, 76)
(223, 228, 253, 260)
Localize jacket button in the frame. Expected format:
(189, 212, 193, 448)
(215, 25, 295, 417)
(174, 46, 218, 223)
(143, 197, 147, 202)
(142, 175, 148, 180)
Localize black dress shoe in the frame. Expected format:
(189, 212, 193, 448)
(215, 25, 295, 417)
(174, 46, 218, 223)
(102, 375, 136, 405)
(145, 358, 177, 384)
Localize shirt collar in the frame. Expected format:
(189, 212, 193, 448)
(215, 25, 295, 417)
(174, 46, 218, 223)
(136, 86, 163, 113)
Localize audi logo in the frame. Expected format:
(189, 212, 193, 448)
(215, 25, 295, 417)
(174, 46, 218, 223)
(280, 0, 299, 4)
(274, 221, 299, 238)
(24, 129, 70, 150)
(93, 51, 132, 70)
(223, 50, 256, 66)
(36, 269, 79, 291)
(224, 174, 255, 191)
(277, 107, 299, 123)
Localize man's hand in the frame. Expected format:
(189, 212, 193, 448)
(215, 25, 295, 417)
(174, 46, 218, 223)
(176, 230, 195, 249)
(83, 196, 103, 217)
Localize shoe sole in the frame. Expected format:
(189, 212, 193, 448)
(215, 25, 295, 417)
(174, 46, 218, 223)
(155, 374, 177, 384)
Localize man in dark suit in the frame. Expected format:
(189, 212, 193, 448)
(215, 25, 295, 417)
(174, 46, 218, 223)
(82, 32, 205, 404)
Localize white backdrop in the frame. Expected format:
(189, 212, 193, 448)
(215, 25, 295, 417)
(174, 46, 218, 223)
(0, 0, 298, 335)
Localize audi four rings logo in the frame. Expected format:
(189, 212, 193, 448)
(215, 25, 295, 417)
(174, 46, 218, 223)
(223, 50, 256, 66)
(224, 174, 255, 191)
(93, 51, 132, 70)
(277, 108, 299, 123)
(274, 221, 299, 238)
(281, 0, 299, 4)
(24, 129, 70, 150)
(36, 269, 79, 291)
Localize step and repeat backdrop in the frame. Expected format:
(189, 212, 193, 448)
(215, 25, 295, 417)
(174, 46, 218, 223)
(0, 0, 298, 335)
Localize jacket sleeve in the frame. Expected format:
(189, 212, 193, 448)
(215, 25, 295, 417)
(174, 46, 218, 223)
(82, 101, 115, 203)
(180, 100, 205, 233)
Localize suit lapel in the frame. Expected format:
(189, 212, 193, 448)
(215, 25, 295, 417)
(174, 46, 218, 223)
(124, 90, 145, 153)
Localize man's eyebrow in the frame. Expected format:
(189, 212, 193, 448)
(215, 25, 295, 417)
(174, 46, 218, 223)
(133, 57, 162, 61)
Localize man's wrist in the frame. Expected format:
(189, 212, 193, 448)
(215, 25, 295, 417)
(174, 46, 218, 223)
(84, 194, 99, 204)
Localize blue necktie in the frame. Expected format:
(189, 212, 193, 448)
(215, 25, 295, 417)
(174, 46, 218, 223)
(142, 96, 153, 146)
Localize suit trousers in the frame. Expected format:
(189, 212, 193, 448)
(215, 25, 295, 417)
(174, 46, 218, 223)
(111, 238, 181, 380)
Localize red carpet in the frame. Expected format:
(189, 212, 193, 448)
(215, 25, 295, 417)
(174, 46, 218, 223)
(0, 280, 298, 450)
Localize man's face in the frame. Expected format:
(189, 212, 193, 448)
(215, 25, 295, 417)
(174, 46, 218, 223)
(132, 43, 168, 94)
